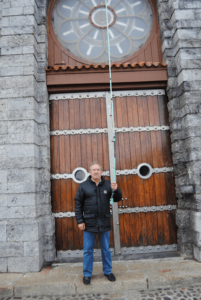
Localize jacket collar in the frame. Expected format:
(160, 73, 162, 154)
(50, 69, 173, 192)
(88, 175, 105, 186)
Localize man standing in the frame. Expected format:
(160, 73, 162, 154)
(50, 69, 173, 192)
(75, 162, 122, 285)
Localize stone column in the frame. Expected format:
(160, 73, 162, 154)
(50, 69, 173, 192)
(0, 0, 55, 272)
(156, 0, 201, 261)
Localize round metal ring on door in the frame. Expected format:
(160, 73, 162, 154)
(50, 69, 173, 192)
(72, 167, 89, 184)
(137, 163, 153, 179)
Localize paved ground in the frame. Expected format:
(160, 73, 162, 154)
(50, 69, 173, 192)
(1, 257, 201, 299)
(1, 284, 201, 300)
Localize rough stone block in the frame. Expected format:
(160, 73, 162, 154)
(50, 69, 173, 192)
(177, 228, 194, 243)
(177, 241, 193, 257)
(0, 221, 7, 242)
(7, 144, 39, 158)
(7, 168, 38, 183)
(0, 195, 7, 207)
(193, 245, 201, 263)
(176, 209, 190, 229)
(179, 185, 195, 194)
(7, 194, 35, 207)
(190, 211, 201, 232)
(8, 119, 38, 134)
(23, 6, 36, 16)
(0, 242, 24, 257)
(43, 235, 55, 252)
(0, 170, 7, 183)
(8, 15, 35, 27)
(2, 7, 24, 17)
(178, 69, 201, 86)
(0, 258, 7, 272)
(0, 54, 35, 68)
(9, 0, 36, 7)
(0, 121, 8, 135)
(8, 256, 43, 273)
(24, 206, 37, 218)
(0, 66, 24, 77)
(0, 206, 24, 219)
(24, 239, 43, 257)
(6, 219, 42, 242)
(40, 215, 55, 236)
(193, 232, 201, 248)
(43, 249, 56, 263)
(1, 46, 23, 55)
(0, 75, 36, 96)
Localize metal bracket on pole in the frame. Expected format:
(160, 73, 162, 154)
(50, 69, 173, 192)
(106, 92, 121, 255)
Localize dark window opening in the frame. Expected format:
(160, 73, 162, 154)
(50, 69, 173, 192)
(139, 165, 150, 177)
(75, 170, 85, 181)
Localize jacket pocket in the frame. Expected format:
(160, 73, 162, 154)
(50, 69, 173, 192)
(84, 214, 96, 219)
(105, 213, 112, 217)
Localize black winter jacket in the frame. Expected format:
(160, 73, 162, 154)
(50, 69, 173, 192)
(75, 176, 122, 232)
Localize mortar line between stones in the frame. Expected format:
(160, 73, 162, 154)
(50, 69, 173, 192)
(74, 274, 78, 295)
(13, 274, 25, 296)
(142, 270, 149, 290)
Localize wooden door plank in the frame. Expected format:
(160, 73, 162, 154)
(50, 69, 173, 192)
(165, 173, 177, 205)
(90, 98, 97, 129)
(85, 98, 91, 129)
(101, 97, 107, 128)
(163, 211, 171, 244)
(102, 133, 109, 171)
(55, 218, 63, 251)
(96, 98, 102, 128)
(69, 99, 76, 131)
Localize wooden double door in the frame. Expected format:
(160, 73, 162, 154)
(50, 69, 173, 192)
(50, 89, 177, 255)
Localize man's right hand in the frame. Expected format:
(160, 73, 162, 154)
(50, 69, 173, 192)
(78, 223, 85, 230)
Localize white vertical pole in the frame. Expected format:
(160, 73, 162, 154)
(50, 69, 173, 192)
(106, 92, 121, 255)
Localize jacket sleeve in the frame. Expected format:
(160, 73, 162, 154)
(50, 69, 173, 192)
(113, 187, 122, 202)
(75, 185, 85, 224)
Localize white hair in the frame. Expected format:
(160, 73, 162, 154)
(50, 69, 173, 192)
(89, 162, 103, 171)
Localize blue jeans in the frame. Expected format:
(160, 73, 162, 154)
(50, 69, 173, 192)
(83, 230, 112, 277)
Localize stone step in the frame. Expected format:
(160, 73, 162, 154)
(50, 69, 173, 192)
(0, 258, 201, 298)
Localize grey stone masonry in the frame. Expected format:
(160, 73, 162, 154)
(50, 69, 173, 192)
(0, 0, 55, 272)
(156, 0, 201, 261)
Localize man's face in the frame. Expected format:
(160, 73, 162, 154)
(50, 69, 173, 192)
(89, 164, 103, 181)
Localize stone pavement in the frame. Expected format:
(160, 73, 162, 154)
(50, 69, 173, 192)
(1, 284, 201, 300)
(1, 257, 201, 299)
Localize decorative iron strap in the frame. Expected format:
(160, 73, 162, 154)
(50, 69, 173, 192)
(52, 212, 75, 218)
(49, 89, 165, 101)
(50, 126, 170, 136)
(115, 167, 173, 176)
(115, 126, 170, 133)
(56, 244, 177, 258)
(50, 128, 108, 136)
(118, 205, 176, 214)
(52, 205, 176, 218)
(51, 167, 173, 180)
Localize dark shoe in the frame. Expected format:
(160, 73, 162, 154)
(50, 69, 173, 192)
(104, 273, 116, 282)
(83, 276, 91, 285)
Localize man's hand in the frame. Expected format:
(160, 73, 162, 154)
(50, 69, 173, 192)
(111, 183, 118, 191)
(78, 223, 85, 230)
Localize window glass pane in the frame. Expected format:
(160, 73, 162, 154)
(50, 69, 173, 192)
(52, 0, 153, 63)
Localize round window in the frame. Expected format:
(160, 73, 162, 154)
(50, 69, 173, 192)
(52, 0, 153, 63)
(72, 167, 89, 183)
(137, 163, 153, 179)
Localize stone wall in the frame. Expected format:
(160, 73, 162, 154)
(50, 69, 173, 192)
(156, 0, 201, 260)
(0, 0, 55, 272)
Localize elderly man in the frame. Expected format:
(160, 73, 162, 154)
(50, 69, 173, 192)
(75, 162, 122, 285)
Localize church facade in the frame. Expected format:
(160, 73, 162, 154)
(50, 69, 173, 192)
(1, 0, 201, 273)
